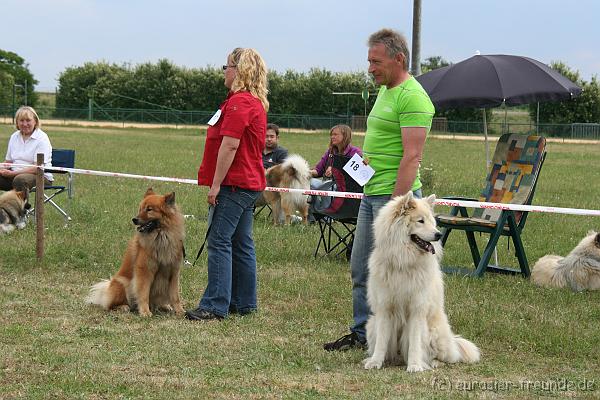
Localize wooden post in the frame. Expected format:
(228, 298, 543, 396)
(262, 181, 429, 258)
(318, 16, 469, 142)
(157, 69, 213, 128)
(35, 153, 44, 261)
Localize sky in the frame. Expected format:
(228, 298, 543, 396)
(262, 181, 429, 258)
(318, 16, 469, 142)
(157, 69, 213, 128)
(1, 0, 599, 92)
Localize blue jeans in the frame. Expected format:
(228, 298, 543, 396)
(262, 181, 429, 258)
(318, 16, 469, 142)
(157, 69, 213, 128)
(350, 189, 422, 341)
(198, 186, 261, 317)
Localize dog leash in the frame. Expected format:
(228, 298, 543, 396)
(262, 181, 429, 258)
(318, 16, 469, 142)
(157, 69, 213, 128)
(191, 204, 215, 267)
(191, 222, 212, 267)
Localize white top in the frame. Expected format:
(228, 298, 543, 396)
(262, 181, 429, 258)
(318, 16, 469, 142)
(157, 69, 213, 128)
(5, 128, 53, 181)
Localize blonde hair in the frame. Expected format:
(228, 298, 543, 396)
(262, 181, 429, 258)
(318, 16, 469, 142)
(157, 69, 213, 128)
(230, 48, 269, 112)
(15, 106, 41, 131)
(330, 124, 353, 153)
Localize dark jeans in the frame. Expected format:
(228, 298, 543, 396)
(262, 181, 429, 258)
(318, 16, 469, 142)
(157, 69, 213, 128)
(350, 189, 422, 341)
(198, 186, 261, 317)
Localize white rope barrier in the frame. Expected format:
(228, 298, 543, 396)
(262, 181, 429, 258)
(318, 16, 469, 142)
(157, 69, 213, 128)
(3, 162, 600, 216)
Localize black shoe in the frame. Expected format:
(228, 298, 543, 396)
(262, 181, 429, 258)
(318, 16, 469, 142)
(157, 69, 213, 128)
(323, 332, 366, 351)
(185, 308, 224, 321)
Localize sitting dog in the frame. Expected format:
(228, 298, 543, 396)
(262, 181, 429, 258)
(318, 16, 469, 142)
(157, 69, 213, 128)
(86, 188, 186, 317)
(363, 192, 480, 372)
(263, 154, 311, 225)
(532, 231, 600, 291)
(0, 189, 30, 234)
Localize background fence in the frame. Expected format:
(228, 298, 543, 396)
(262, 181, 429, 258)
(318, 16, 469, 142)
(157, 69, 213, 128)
(1, 106, 598, 139)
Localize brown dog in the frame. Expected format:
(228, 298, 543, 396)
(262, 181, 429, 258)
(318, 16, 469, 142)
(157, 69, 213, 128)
(263, 154, 310, 225)
(86, 188, 185, 317)
(0, 189, 30, 234)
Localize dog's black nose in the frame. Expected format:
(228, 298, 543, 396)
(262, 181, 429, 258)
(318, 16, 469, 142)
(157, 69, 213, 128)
(433, 231, 442, 241)
(132, 217, 139, 225)
(24, 203, 31, 210)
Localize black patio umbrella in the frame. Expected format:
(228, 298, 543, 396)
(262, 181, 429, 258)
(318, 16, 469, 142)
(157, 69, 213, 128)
(415, 54, 582, 166)
(416, 54, 581, 110)
(416, 54, 582, 266)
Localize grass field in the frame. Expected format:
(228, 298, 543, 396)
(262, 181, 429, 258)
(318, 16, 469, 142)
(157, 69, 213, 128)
(1, 123, 599, 399)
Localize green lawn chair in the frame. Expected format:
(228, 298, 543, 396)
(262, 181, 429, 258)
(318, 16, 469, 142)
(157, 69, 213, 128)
(435, 133, 547, 277)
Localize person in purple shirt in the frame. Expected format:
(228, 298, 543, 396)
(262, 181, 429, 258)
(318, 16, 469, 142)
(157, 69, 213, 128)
(310, 124, 362, 189)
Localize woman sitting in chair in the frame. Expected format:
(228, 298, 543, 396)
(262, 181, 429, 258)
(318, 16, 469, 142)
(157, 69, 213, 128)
(310, 124, 362, 189)
(0, 106, 53, 192)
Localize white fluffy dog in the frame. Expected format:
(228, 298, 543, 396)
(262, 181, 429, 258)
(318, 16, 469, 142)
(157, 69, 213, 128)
(363, 192, 480, 372)
(531, 231, 600, 291)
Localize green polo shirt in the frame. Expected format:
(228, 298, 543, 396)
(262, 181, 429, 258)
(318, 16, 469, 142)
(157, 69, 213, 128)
(363, 76, 435, 196)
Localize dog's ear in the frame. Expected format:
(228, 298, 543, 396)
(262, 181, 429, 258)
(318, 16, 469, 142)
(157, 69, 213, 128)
(164, 192, 176, 206)
(16, 189, 28, 202)
(144, 187, 155, 197)
(395, 191, 416, 216)
(425, 194, 436, 209)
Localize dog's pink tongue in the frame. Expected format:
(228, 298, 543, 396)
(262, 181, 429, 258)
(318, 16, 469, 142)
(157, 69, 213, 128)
(427, 243, 435, 254)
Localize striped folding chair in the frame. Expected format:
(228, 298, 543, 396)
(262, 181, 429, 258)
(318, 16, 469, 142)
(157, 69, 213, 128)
(435, 134, 547, 277)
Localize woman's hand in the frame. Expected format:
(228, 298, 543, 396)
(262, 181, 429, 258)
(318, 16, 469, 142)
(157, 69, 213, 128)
(324, 166, 332, 178)
(0, 169, 14, 177)
(207, 184, 220, 205)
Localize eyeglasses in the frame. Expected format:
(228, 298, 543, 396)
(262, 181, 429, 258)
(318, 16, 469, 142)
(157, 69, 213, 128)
(222, 64, 237, 71)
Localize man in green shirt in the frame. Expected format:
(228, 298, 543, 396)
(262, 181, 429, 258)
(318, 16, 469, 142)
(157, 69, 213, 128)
(324, 28, 434, 351)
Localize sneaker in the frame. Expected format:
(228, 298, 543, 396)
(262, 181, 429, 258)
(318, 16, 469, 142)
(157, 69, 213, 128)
(323, 332, 366, 351)
(185, 308, 224, 321)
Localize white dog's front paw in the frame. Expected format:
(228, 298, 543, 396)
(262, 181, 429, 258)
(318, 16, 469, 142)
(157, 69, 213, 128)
(363, 357, 384, 370)
(406, 363, 429, 373)
(16, 221, 26, 230)
(1, 224, 14, 234)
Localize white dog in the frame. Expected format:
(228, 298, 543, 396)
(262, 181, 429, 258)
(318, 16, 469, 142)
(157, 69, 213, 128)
(531, 231, 600, 291)
(363, 192, 480, 372)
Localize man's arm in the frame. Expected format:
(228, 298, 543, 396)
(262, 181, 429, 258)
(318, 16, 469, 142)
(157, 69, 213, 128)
(392, 127, 427, 198)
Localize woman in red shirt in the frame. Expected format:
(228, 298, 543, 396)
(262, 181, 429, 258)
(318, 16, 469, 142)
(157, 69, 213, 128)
(186, 48, 269, 321)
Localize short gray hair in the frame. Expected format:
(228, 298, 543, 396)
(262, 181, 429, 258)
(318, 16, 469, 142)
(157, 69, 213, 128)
(368, 28, 410, 71)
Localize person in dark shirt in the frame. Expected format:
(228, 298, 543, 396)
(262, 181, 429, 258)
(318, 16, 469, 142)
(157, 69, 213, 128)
(262, 123, 288, 169)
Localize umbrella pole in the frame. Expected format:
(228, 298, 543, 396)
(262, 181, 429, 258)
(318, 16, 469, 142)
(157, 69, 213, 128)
(483, 109, 490, 169)
(536, 102, 540, 134)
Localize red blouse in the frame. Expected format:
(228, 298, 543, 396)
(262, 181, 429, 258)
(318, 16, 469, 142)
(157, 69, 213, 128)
(197, 91, 267, 191)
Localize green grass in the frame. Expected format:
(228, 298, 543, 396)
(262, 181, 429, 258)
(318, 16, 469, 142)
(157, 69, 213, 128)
(1, 124, 599, 399)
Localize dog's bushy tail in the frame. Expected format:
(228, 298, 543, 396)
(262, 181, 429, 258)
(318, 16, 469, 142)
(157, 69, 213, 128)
(282, 154, 310, 184)
(531, 255, 564, 288)
(86, 277, 128, 310)
(454, 336, 481, 364)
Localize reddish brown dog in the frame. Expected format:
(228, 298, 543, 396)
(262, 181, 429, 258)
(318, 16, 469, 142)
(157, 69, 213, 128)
(87, 188, 185, 317)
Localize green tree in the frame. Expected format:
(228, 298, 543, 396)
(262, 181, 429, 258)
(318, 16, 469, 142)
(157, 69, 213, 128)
(0, 49, 38, 107)
(0, 70, 15, 110)
(56, 62, 131, 109)
(420, 56, 449, 73)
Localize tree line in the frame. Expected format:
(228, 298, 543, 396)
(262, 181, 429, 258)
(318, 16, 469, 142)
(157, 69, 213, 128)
(54, 59, 378, 117)
(0, 49, 38, 109)
(1, 49, 598, 124)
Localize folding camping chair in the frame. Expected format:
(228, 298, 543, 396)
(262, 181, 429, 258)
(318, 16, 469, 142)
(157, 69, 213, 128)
(435, 133, 546, 277)
(31, 148, 76, 222)
(312, 154, 363, 261)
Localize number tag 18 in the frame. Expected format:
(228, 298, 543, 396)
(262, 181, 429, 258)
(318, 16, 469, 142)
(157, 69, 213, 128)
(343, 153, 375, 186)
